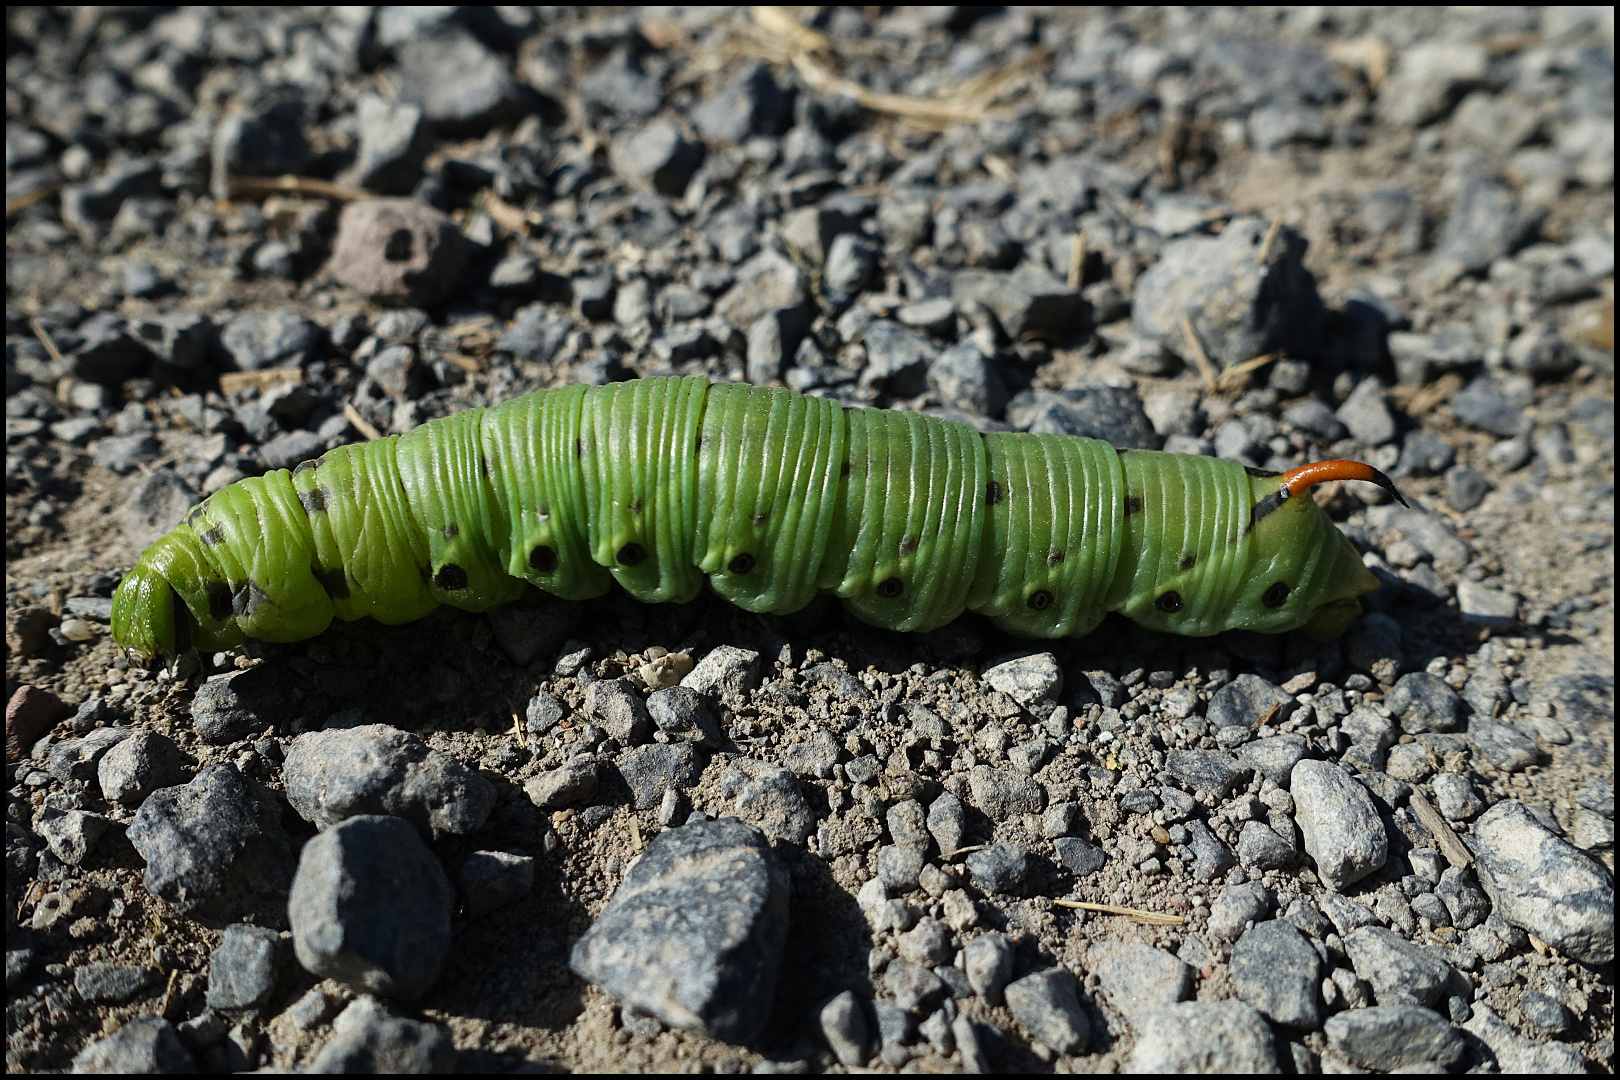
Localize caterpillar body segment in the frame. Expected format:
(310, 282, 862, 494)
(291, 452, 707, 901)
(111, 377, 1391, 662)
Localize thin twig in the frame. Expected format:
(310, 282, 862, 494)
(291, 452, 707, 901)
(1052, 899, 1187, 926)
(226, 174, 368, 202)
(219, 367, 302, 395)
(343, 402, 384, 442)
(512, 709, 527, 752)
(1067, 232, 1087, 291)
(1180, 314, 1219, 395)
(1258, 217, 1283, 262)
(1216, 351, 1280, 396)
(1409, 790, 1473, 869)
(29, 318, 66, 365)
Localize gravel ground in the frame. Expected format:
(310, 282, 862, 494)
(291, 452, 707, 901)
(5, 6, 1614, 1074)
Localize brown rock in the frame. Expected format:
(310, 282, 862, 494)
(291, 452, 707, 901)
(7, 685, 67, 763)
(326, 198, 471, 308)
(6, 606, 58, 657)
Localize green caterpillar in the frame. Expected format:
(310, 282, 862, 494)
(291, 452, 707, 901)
(111, 376, 1402, 661)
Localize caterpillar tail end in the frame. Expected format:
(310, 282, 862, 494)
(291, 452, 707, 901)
(111, 564, 190, 664)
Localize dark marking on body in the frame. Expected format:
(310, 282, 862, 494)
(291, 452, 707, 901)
(876, 576, 903, 599)
(197, 528, 224, 546)
(1046, 550, 1065, 567)
(434, 564, 469, 591)
(986, 481, 1003, 506)
(298, 487, 329, 514)
(840, 462, 853, 478)
(617, 542, 647, 567)
(1262, 581, 1291, 608)
(1178, 553, 1197, 571)
(1124, 495, 1143, 516)
(293, 459, 317, 475)
(1027, 589, 1053, 611)
(630, 498, 643, 515)
(441, 522, 458, 541)
(171, 591, 192, 655)
(231, 582, 269, 618)
(753, 511, 768, 527)
(899, 537, 917, 556)
(529, 545, 558, 573)
(207, 582, 233, 622)
(1250, 489, 1289, 527)
(1244, 465, 1282, 478)
(728, 552, 755, 575)
(1155, 591, 1183, 613)
(311, 564, 349, 600)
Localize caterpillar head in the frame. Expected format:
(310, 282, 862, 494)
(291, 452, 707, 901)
(1240, 460, 1404, 641)
(111, 562, 187, 663)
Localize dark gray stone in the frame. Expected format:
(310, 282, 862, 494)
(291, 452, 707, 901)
(524, 758, 599, 810)
(570, 818, 789, 1042)
(288, 814, 454, 1002)
(692, 63, 791, 143)
(965, 843, 1028, 895)
(1450, 376, 1527, 437)
(819, 990, 872, 1067)
(1428, 176, 1522, 283)
(583, 679, 653, 745)
(1184, 819, 1237, 882)
(1336, 378, 1397, 446)
(71, 1017, 195, 1074)
(190, 667, 293, 746)
(1088, 940, 1194, 1026)
(1387, 673, 1463, 734)
(206, 924, 280, 1011)
(46, 726, 128, 783)
(1325, 1004, 1464, 1071)
(1291, 759, 1387, 891)
(304, 995, 454, 1073)
(1208, 674, 1295, 748)
(859, 320, 935, 398)
(962, 933, 1014, 1004)
(127, 765, 294, 916)
(952, 267, 1086, 341)
(1126, 1000, 1280, 1072)
(1004, 968, 1089, 1054)
(682, 645, 763, 697)
(611, 117, 703, 198)
(1342, 926, 1455, 1008)
(1236, 734, 1308, 789)
(967, 766, 1045, 820)
(1164, 749, 1250, 798)
(1024, 385, 1161, 449)
(393, 26, 527, 135)
(1209, 881, 1276, 942)
(458, 850, 535, 919)
(926, 791, 966, 856)
(618, 743, 706, 811)
(1466, 717, 1540, 771)
(1444, 465, 1491, 512)
(283, 725, 495, 840)
(1397, 432, 1456, 477)
(74, 962, 155, 1004)
(218, 308, 322, 372)
(647, 688, 722, 749)
(1237, 821, 1299, 871)
(928, 340, 1007, 416)
(1470, 800, 1613, 966)
(1230, 920, 1323, 1028)
(720, 760, 816, 846)
(1053, 835, 1106, 877)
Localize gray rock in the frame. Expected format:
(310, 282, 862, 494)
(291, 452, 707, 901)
(716, 251, 809, 332)
(304, 995, 454, 1073)
(1208, 674, 1295, 748)
(953, 267, 1085, 341)
(897, 918, 952, 967)
(1456, 580, 1519, 630)
(1291, 759, 1387, 891)
(962, 932, 1014, 1003)
(965, 843, 1028, 895)
(1125, 999, 1280, 1072)
(825, 233, 877, 295)
(74, 962, 155, 1004)
(392, 25, 526, 135)
(1435, 866, 1490, 929)
(1005, 968, 1090, 1054)
(1466, 716, 1540, 771)
(190, 667, 293, 746)
(1164, 749, 1250, 798)
(1325, 1004, 1464, 1071)
(1440, 464, 1487, 512)
(611, 117, 703, 198)
(34, 807, 111, 865)
(682, 646, 762, 698)
(1544, 672, 1613, 730)
(458, 850, 534, 920)
(1281, 399, 1347, 442)
(981, 652, 1062, 709)
(1053, 836, 1106, 877)
(288, 815, 454, 1002)
(46, 726, 128, 784)
(572, 819, 788, 1042)
(1342, 926, 1454, 1008)
(217, 307, 321, 372)
(1462, 1002, 1588, 1074)
(1024, 385, 1161, 449)
(780, 730, 841, 780)
(1089, 941, 1194, 1027)
(819, 990, 872, 1067)
(1450, 376, 1527, 437)
(720, 759, 816, 846)
(206, 925, 280, 1011)
(71, 1016, 195, 1074)
(876, 844, 926, 893)
(1236, 734, 1308, 789)
(1428, 176, 1522, 283)
(928, 340, 1007, 416)
(1336, 378, 1397, 446)
(619, 744, 706, 812)
(524, 759, 599, 810)
(283, 725, 495, 839)
(1397, 432, 1455, 477)
(582, 679, 653, 745)
(745, 308, 810, 387)
(1387, 673, 1462, 734)
(1431, 772, 1484, 821)
(127, 765, 294, 916)
(1238, 821, 1299, 871)
(352, 95, 429, 195)
(1386, 326, 1481, 386)
(859, 320, 935, 398)
(1132, 216, 1322, 369)
(1230, 920, 1323, 1028)
(692, 63, 791, 143)
(1209, 881, 1276, 942)
(967, 766, 1045, 820)
(1470, 800, 1613, 966)
(1345, 613, 1403, 684)
(1184, 819, 1237, 882)
(647, 686, 724, 749)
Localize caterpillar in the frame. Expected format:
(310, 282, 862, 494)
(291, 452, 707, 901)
(111, 376, 1403, 662)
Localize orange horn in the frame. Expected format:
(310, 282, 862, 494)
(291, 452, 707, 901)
(1281, 460, 1408, 507)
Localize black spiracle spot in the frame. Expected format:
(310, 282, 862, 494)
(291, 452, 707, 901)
(753, 511, 768, 527)
(529, 545, 558, 573)
(1262, 581, 1291, 608)
(1027, 589, 1053, 611)
(1124, 495, 1143, 516)
(728, 552, 756, 575)
(434, 564, 469, 591)
(876, 577, 903, 599)
(1179, 553, 1197, 571)
(986, 481, 1003, 506)
(207, 582, 233, 622)
(617, 542, 647, 567)
(840, 461, 853, 478)
(1155, 590, 1183, 613)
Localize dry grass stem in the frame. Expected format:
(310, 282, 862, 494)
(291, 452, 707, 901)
(1052, 899, 1187, 926)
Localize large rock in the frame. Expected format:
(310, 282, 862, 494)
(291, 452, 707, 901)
(1469, 800, 1613, 966)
